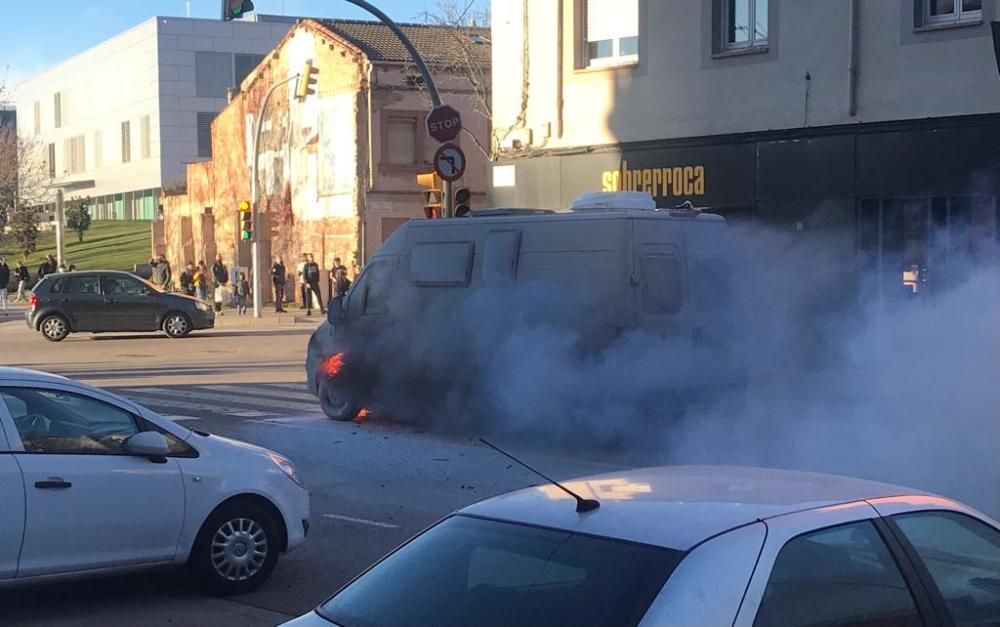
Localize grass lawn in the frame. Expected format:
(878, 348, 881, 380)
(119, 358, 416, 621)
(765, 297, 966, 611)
(0, 221, 151, 272)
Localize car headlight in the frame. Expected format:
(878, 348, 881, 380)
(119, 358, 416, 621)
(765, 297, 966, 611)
(267, 452, 304, 487)
(195, 301, 210, 312)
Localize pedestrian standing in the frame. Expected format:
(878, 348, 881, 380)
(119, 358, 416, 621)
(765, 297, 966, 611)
(57, 263, 67, 273)
(235, 272, 250, 315)
(332, 256, 351, 298)
(271, 256, 287, 313)
(297, 253, 309, 310)
(36, 255, 55, 282)
(14, 261, 29, 303)
(194, 261, 209, 301)
(304, 253, 325, 316)
(180, 262, 195, 296)
(150, 254, 172, 291)
(0, 257, 10, 316)
(211, 253, 229, 315)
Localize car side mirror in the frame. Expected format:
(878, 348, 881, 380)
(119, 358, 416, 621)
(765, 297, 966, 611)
(328, 296, 346, 324)
(124, 431, 170, 462)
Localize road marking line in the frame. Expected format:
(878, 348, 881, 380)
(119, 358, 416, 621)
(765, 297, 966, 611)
(322, 514, 399, 529)
(205, 384, 318, 403)
(165, 415, 202, 422)
(226, 410, 276, 418)
(121, 387, 320, 413)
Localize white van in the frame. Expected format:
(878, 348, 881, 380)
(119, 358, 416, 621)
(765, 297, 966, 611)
(306, 193, 742, 421)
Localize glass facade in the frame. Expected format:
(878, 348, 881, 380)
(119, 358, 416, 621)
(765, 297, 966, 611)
(89, 188, 161, 220)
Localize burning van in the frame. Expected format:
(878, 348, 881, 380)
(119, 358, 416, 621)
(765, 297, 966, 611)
(306, 192, 743, 422)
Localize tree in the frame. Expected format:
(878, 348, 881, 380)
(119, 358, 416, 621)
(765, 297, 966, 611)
(65, 196, 92, 243)
(9, 203, 39, 258)
(0, 66, 53, 239)
(412, 1, 496, 159)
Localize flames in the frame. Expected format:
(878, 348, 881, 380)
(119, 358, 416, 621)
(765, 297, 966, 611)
(320, 352, 345, 379)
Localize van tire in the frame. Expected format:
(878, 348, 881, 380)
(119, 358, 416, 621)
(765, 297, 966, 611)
(318, 379, 361, 422)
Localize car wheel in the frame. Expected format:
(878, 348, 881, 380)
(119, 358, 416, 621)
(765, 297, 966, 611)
(163, 313, 191, 338)
(318, 379, 361, 422)
(39, 315, 70, 342)
(189, 501, 281, 596)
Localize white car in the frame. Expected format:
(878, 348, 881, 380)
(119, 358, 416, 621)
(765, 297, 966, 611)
(284, 465, 1000, 626)
(0, 367, 309, 596)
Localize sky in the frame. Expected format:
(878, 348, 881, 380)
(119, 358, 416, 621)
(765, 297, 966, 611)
(0, 0, 450, 93)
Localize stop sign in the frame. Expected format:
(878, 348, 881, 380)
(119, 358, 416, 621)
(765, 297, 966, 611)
(426, 105, 463, 143)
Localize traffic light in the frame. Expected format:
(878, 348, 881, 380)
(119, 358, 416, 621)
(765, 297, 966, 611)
(239, 200, 253, 241)
(454, 187, 471, 217)
(417, 172, 442, 219)
(296, 61, 320, 100)
(222, 0, 254, 21)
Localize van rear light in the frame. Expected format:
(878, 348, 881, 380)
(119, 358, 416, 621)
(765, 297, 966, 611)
(30, 293, 38, 310)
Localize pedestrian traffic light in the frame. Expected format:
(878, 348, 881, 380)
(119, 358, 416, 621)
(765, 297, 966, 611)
(454, 187, 471, 217)
(296, 61, 320, 100)
(417, 172, 442, 219)
(222, 0, 254, 21)
(239, 200, 253, 241)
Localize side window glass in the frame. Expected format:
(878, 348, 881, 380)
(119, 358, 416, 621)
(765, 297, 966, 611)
(101, 276, 144, 297)
(1, 388, 139, 455)
(894, 511, 1000, 626)
(363, 262, 391, 315)
(482, 231, 522, 285)
(64, 276, 101, 295)
(641, 253, 683, 316)
(754, 521, 923, 627)
(48, 277, 66, 293)
(409, 242, 474, 287)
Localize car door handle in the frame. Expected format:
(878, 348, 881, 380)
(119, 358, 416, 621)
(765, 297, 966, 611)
(105, 298, 117, 304)
(35, 480, 72, 490)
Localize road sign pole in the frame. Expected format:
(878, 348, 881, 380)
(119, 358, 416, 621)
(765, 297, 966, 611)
(443, 180, 453, 219)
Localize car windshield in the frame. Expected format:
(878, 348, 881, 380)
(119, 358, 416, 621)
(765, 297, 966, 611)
(318, 515, 683, 627)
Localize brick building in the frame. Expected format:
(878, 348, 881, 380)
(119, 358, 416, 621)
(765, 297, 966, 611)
(160, 18, 490, 301)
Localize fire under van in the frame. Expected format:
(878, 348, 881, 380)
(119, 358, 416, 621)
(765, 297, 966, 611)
(306, 192, 742, 421)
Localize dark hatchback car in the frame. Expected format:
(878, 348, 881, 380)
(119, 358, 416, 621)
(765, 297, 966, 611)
(26, 271, 214, 341)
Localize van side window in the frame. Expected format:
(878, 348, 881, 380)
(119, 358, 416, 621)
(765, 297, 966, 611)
(410, 242, 474, 287)
(482, 231, 522, 285)
(363, 262, 391, 315)
(692, 256, 731, 311)
(641, 254, 683, 316)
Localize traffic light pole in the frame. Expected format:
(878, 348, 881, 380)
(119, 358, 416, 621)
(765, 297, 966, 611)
(342, 0, 453, 217)
(251, 73, 301, 319)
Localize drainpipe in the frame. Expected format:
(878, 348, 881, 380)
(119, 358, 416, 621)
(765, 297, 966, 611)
(848, 0, 859, 117)
(361, 62, 375, 265)
(556, 0, 564, 138)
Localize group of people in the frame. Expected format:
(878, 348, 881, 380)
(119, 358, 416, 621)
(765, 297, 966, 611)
(148, 251, 351, 317)
(0, 255, 76, 316)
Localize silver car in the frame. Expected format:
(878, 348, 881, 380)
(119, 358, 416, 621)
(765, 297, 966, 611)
(283, 465, 1000, 626)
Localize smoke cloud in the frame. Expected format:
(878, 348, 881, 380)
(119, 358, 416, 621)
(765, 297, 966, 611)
(325, 214, 1000, 518)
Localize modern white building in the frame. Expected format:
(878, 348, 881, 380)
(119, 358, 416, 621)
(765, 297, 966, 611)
(15, 14, 299, 220)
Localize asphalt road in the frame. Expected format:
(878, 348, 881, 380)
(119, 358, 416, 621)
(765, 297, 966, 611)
(0, 317, 632, 626)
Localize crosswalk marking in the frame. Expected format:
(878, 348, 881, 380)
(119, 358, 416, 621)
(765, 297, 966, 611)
(203, 384, 318, 403)
(165, 415, 202, 422)
(121, 387, 320, 413)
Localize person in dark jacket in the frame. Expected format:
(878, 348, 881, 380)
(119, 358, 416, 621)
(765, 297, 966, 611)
(0, 257, 10, 316)
(37, 255, 56, 281)
(271, 256, 287, 313)
(304, 253, 325, 316)
(332, 257, 351, 298)
(211, 254, 229, 314)
(14, 261, 30, 303)
(149, 255, 173, 291)
(180, 262, 196, 297)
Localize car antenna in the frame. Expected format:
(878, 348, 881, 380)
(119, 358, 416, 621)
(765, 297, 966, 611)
(479, 438, 600, 513)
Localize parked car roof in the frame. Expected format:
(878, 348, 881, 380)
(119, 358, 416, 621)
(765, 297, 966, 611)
(461, 465, 930, 549)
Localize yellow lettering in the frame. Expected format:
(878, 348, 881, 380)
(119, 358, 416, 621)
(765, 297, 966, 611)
(602, 171, 612, 192)
(663, 168, 673, 197)
(642, 169, 652, 193)
(694, 166, 705, 195)
(672, 168, 683, 195)
(652, 168, 662, 197)
(684, 166, 695, 195)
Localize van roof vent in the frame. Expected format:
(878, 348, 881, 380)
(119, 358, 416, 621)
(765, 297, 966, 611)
(569, 192, 657, 212)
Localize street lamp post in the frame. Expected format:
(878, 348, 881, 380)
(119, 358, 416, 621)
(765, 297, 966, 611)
(341, 0, 453, 217)
(251, 73, 301, 319)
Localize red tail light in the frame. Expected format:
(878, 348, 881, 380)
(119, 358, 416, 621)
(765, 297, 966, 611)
(30, 293, 38, 310)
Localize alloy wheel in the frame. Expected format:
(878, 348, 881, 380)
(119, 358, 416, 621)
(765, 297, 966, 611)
(42, 317, 67, 340)
(165, 315, 190, 337)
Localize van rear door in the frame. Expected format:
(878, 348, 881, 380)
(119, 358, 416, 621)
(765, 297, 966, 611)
(631, 218, 688, 334)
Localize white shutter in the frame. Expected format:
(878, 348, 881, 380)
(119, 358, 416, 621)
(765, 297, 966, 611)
(586, 0, 637, 42)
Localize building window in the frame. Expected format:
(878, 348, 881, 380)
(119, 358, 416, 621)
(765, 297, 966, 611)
(53, 92, 62, 129)
(197, 112, 216, 158)
(47, 143, 56, 178)
(65, 135, 85, 174)
(121, 120, 131, 163)
(921, 0, 982, 25)
(234, 53, 264, 87)
(94, 129, 103, 169)
(722, 0, 768, 51)
(33, 101, 40, 136)
(583, 0, 639, 68)
(140, 115, 152, 159)
(383, 114, 420, 166)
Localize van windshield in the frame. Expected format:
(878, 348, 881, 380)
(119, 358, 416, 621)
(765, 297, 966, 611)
(318, 515, 682, 627)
